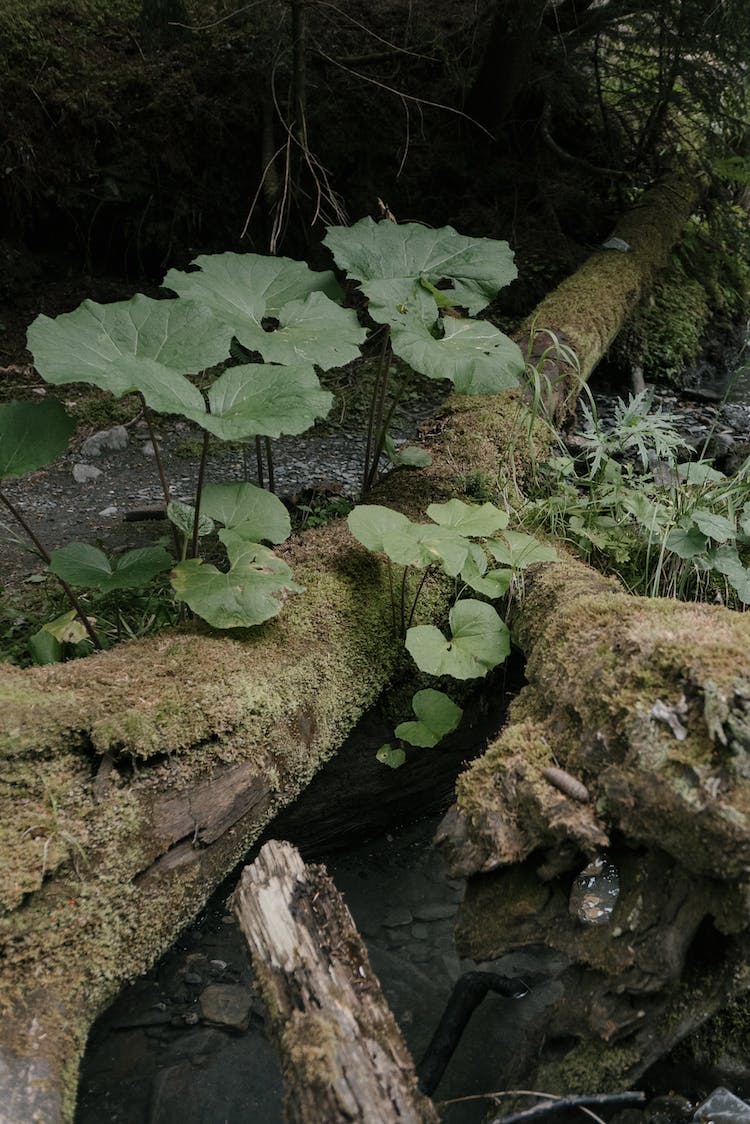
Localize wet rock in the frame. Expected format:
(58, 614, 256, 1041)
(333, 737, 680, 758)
(73, 463, 102, 483)
(148, 1062, 201, 1124)
(384, 906, 413, 927)
(693, 1087, 750, 1122)
(569, 856, 620, 926)
(413, 902, 457, 922)
(81, 426, 128, 456)
(198, 983, 254, 1032)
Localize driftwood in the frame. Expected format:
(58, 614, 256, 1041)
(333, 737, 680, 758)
(437, 557, 750, 1091)
(0, 166, 702, 1121)
(232, 839, 439, 1123)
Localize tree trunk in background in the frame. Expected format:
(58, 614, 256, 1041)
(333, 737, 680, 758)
(515, 168, 704, 426)
(232, 841, 439, 1123)
(464, 0, 548, 131)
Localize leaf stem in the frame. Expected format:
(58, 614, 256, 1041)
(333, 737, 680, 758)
(255, 435, 265, 489)
(138, 394, 180, 555)
(407, 564, 433, 631)
(265, 436, 275, 493)
(362, 325, 391, 493)
(190, 430, 211, 559)
(0, 488, 103, 650)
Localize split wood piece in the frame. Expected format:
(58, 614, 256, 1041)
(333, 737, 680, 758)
(232, 839, 439, 1124)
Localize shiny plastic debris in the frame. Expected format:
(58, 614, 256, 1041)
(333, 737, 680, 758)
(693, 1087, 750, 1122)
(569, 855, 620, 926)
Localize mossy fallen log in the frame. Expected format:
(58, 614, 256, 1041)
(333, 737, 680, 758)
(438, 556, 750, 1092)
(517, 169, 704, 425)
(0, 392, 548, 1123)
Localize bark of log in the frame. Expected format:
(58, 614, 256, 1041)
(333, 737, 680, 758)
(516, 169, 704, 426)
(232, 840, 439, 1124)
(0, 165, 710, 1121)
(437, 556, 750, 1091)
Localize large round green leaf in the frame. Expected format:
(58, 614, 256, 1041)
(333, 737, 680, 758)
(0, 399, 75, 478)
(163, 253, 360, 370)
(392, 310, 524, 393)
(487, 531, 558, 570)
(200, 482, 291, 543)
(347, 505, 412, 553)
(203, 362, 333, 440)
(380, 524, 470, 576)
(170, 555, 303, 629)
(427, 499, 508, 537)
(27, 294, 233, 392)
(49, 542, 173, 592)
(405, 599, 509, 679)
(323, 218, 517, 315)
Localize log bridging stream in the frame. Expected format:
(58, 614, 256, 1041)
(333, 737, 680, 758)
(2, 166, 739, 1120)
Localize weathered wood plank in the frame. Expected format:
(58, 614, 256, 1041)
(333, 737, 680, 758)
(232, 840, 439, 1124)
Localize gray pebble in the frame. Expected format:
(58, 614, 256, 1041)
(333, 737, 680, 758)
(413, 902, 457, 922)
(383, 907, 413, 927)
(73, 463, 102, 483)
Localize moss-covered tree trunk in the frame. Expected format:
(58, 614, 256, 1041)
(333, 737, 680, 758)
(517, 169, 704, 425)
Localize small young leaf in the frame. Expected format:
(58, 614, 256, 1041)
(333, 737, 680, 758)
(376, 743, 407, 769)
(167, 501, 214, 539)
(383, 433, 432, 468)
(41, 609, 89, 645)
(461, 553, 512, 599)
(347, 505, 411, 552)
(405, 599, 509, 679)
(395, 688, 463, 747)
(427, 498, 508, 537)
(487, 530, 557, 569)
(200, 482, 291, 543)
(0, 399, 75, 478)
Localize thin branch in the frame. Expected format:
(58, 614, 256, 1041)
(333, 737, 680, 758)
(312, 45, 496, 140)
(313, 0, 440, 62)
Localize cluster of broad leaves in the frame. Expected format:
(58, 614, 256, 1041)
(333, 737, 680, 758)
(530, 445, 750, 605)
(348, 498, 556, 767)
(323, 218, 524, 394)
(13, 219, 524, 640)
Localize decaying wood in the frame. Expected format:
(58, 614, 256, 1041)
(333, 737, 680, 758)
(438, 557, 750, 1091)
(232, 840, 439, 1124)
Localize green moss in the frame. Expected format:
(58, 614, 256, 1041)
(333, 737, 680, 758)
(631, 272, 710, 384)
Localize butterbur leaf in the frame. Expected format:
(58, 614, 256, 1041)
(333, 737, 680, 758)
(487, 530, 557, 569)
(167, 502, 214, 539)
(391, 309, 524, 393)
(405, 599, 509, 679)
(203, 362, 333, 440)
(200, 482, 291, 543)
(677, 461, 726, 484)
(30, 629, 62, 665)
(28, 294, 232, 399)
(461, 553, 512, 599)
(347, 505, 411, 553)
(381, 523, 470, 576)
(376, 744, 406, 769)
(49, 543, 173, 592)
(0, 399, 75, 478)
(427, 498, 508, 537)
(163, 253, 363, 370)
(41, 609, 89, 645)
(170, 555, 303, 628)
(323, 218, 517, 315)
(395, 688, 463, 748)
